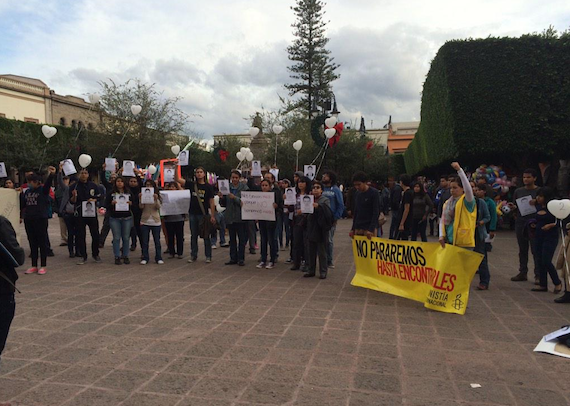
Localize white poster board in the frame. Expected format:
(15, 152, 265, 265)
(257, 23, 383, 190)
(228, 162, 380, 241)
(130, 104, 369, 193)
(218, 180, 230, 195)
(123, 160, 135, 177)
(304, 165, 316, 181)
(115, 194, 130, 211)
(178, 150, 189, 166)
(105, 158, 117, 172)
(0, 189, 20, 241)
(301, 194, 314, 214)
(516, 196, 537, 217)
(82, 201, 97, 218)
(241, 191, 276, 221)
(141, 187, 155, 204)
(164, 168, 175, 183)
(0, 162, 7, 178)
(251, 161, 262, 177)
(62, 159, 77, 176)
(159, 190, 191, 216)
(270, 168, 279, 182)
(284, 188, 296, 205)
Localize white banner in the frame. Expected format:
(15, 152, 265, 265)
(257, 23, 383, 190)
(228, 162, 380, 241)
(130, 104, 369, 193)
(0, 189, 20, 241)
(241, 191, 276, 221)
(159, 190, 191, 216)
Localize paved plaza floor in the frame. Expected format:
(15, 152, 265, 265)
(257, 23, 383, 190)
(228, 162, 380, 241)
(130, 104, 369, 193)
(1, 217, 570, 406)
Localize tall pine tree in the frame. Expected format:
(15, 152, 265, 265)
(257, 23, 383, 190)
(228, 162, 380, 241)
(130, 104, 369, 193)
(285, 0, 339, 116)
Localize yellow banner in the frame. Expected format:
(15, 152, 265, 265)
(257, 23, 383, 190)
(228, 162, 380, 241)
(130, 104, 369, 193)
(351, 236, 483, 315)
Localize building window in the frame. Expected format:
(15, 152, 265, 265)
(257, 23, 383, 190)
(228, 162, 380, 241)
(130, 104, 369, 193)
(59, 117, 66, 126)
(71, 120, 77, 129)
(78, 121, 83, 130)
(24, 117, 39, 124)
(87, 123, 94, 131)
(0, 113, 5, 118)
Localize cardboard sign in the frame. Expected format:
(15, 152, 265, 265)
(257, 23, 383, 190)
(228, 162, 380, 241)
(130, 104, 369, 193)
(241, 191, 276, 221)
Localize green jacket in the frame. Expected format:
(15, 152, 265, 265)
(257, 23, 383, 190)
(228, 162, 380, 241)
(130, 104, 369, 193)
(220, 182, 249, 224)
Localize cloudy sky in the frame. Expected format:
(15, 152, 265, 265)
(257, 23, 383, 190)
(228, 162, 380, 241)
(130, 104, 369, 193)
(1, 0, 568, 138)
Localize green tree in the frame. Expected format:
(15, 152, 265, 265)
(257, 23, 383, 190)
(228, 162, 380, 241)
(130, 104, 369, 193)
(285, 0, 340, 116)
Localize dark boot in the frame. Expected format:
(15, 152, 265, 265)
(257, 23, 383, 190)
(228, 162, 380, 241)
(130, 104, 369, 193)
(554, 291, 570, 303)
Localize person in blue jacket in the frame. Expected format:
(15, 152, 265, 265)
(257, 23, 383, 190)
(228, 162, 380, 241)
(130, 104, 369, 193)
(322, 170, 345, 269)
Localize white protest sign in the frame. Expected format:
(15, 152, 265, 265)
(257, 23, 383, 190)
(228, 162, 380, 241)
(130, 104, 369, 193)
(270, 168, 279, 181)
(304, 165, 316, 181)
(218, 180, 230, 195)
(115, 193, 130, 211)
(159, 190, 191, 216)
(0, 162, 7, 178)
(516, 195, 537, 217)
(164, 168, 175, 183)
(241, 191, 276, 221)
(0, 189, 20, 241)
(178, 150, 189, 166)
(141, 187, 155, 204)
(123, 160, 135, 177)
(284, 187, 296, 205)
(105, 158, 117, 172)
(251, 161, 262, 177)
(301, 194, 314, 214)
(62, 159, 77, 176)
(82, 201, 96, 218)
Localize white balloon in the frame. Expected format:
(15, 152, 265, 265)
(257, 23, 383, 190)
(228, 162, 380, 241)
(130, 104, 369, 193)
(325, 117, 337, 128)
(244, 148, 250, 154)
(148, 165, 157, 175)
(88, 94, 100, 104)
(236, 152, 245, 161)
(42, 125, 51, 137)
(325, 128, 336, 139)
(171, 145, 181, 155)
(249, 127, 260, 137)
(49, 127, 57, 138)
(130, 105, 142, 115)
(240, 147, 247, 154)
(293, 140, 303, 151)
(547, 199, 570, 220)
(245, 151, 254, 162)
(78, 154, 92, 168)
(272, 125, 283, 135)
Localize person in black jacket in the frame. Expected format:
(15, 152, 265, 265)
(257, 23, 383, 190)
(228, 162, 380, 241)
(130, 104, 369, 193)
(20, 167, 56, 274)
(306, 181, 332, 279)
(256, 179, 283, 269)
(0, 215, 25, 362)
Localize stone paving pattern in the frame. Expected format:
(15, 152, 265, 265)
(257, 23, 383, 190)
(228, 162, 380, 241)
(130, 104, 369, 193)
(1, 218, 570, 405)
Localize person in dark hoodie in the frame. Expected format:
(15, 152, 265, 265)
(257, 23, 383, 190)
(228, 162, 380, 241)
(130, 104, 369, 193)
(57, 163, 78, 258)
(20, 167, 56, 274)
(306, 180, 333, 279)
(69, 168, 102, 265)
(257, 179, 283, 269)
(219, 170, 249, 266)
(0, 215, 25, 367)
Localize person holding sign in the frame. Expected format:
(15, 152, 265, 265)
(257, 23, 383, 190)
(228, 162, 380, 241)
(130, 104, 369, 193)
(69, 169, 102, 264)
(219, 170, 249, 266)
(105, 177, 133, 265)
(175, 166, 216, 263)
(439, 162, 477, 249)
(21, 167, 56, 275)
(290, 176, 312, 271)
(531, 187, 563, 293)
(509, 169, 540, 283)
(256, 179, 283, 269)
(163, 182, 185, 259)
(305, 181, 333, 279)
(139, 179, 164, 265)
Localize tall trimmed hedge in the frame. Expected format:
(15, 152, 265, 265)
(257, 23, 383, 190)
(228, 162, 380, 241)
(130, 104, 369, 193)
(405, 35, 570, 174)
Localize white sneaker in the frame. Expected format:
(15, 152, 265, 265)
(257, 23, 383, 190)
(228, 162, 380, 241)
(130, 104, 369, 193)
(211, 245, 217, 249)
(140, 260, 148, 265)
(256, 262, 266, 269)
(157, 260, 165, 265)
(206, 258, 212, 263)
(265, 262, 274, 269)
(188, 257, 196, 263)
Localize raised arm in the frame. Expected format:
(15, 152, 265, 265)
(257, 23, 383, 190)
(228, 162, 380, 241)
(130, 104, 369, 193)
(452, 162, 473, 202)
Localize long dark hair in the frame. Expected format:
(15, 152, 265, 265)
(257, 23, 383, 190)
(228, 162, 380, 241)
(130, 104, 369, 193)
(296, 176, 312, 194)
(112, 176, 131, 195)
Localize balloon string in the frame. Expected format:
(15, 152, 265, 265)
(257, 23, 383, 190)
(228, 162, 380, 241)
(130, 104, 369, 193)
(64, 125, 85, 159)
(112, 122, 133, 158)
(274, 135, 279, 166)
(38, 140, 49, 173)
(315, 142, 329, 178)
(310, 140, 328, 165)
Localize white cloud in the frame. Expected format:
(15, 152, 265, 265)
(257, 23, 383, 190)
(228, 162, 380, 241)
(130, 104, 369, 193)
(1, 0, 568, 137)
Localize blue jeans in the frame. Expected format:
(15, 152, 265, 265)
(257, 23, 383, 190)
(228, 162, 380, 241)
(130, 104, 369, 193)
(228, 222, 247, 262)
(189, 214, 212, 259)
(474, 234, 490, 287)
(327, 223, 337, 266)
(260, 221, 277, 263)
(110, 217, 133, 258)
(141, 224, 162, 262)
(211, 212, 226, 245)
